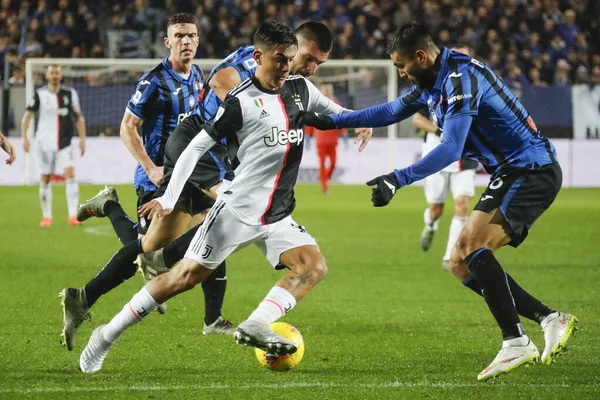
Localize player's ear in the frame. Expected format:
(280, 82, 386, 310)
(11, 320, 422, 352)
(416, 50, 427, 65)
(253, 48, 263, 66)
(164, 36, 171, 49)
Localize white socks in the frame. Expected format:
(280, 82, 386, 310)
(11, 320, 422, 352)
(39, 182, 52, 219)
(423, 208, 439, 231)
(102, 287, 159, 343)
(65, 178, 79, 218)
(444, 216, 467, 260)
(247, 286, 297, 325)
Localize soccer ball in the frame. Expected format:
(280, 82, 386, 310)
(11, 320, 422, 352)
(255, 322, 305, 371)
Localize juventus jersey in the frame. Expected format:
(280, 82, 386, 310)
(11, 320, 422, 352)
(26, 85, 81, 151)
(159, 75, 349, 225)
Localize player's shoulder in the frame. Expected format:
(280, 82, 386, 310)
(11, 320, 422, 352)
(282, 74, 309, 92)
(227, 76, 254, 99)
(60, 85, 77, 94)
(138, 62, 166, 86)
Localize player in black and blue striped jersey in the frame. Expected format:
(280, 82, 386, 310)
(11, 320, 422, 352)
(60, 13, 235, 351)
(295, 22, 577, 381)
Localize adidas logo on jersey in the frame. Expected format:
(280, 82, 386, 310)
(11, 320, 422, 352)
(264, 127, 304, 147)
(259, 110, 270, 119)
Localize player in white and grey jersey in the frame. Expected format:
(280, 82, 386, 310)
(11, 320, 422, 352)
(21, 65, 87, 227)
(79, 21, 371, 372)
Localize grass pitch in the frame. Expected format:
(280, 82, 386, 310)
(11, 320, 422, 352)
(0, 184, 598, 399)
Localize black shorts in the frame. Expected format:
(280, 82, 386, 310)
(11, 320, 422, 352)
(136, 187, 156, 235)
(474, 162, 562, 247)
(154, 114, 234, 216)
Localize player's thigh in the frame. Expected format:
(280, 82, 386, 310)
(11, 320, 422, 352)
(36, 147, 54, 176)
(142, 204, 191, 252)
(56, 146, 74, 176)
(185, 200, 265, 269)
(328, 145, 337, 165)
(424, 171, 449, 204)
(473, 164, 562, 248)
(455, 209, 512, 260)
(256, 216, 320, 269)
(317, 145, 327, 161)
(450, 169, 475, 200)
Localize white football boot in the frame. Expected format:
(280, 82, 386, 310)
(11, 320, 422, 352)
(477, 337, 539, 381)
(541, 312, 578, 364)
(80, 325, 112, 373)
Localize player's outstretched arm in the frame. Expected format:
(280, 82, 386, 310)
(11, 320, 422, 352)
(413, 112, 441, 135)
(75, 114, 87, 156)
(0, 131, 16, 165)
(366, 115, 472, 207)
(120, 111, 163, 186)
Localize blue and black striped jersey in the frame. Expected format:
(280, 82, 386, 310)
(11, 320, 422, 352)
(126, 58, 204, 191)
(399, 47, 557, 173)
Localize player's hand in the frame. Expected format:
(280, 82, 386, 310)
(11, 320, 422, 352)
(366, 172, 399, 207)
(1, 138, 16, 165)
(23, 138, 30, 153)
(354, 127, 372, 152)
(138, 199, 172, 219)
(146, 165, 164, 186)
(79, 140, 85, 156)
(292, 111, 336, 130)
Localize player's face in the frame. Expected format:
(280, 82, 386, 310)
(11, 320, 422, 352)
(45, 66, 62, 85)
(165, 23, 199, 62)
(390, 50, 436, 89)
(255, 44, 297, 89)
(291, 40, 329, 77)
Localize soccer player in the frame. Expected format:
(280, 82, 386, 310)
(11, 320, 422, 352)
(294, 22, 577, 381)
(305, 83, 347, 194)
(59, 13, 234, 351)
(21, 65, 86, 227)
(79, 21, 371, 373)
(414, 44, 477, 270)
(0, 131, 16, 165)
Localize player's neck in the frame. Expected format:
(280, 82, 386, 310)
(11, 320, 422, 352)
(168, 56, 192, 75)
(47, 84, 60, 92)
(254, 71, 282, 92)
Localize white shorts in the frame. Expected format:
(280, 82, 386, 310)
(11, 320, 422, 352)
(185, 200, 318, 269)
(36, 145, 73, 175)
(424, 169, 476, 204)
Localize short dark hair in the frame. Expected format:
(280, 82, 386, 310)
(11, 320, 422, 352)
(167, 13, 196, 28)
(295, 21, 333, 52)
(387, 21, 437, 57)
(254, 21, 298, 51)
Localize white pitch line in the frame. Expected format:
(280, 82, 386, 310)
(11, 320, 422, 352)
(1, 381, 597, 394)
(83, 226, 114, 236)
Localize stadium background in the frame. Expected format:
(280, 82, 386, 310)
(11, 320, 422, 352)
(0, 2, 599, 398)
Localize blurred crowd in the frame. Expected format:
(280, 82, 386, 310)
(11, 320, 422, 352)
(0, 0, 599, 87)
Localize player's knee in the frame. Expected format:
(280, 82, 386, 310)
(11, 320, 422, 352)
(429, 204, 444, 220)
(310, 256, 328, 283)
(454, 196, 470, 217)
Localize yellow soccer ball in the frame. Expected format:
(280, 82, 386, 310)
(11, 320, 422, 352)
(255, 322, 305, 371)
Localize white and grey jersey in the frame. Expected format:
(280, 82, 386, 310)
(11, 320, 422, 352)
(157, 75, 348, 225)
(26, 85, 82, 151)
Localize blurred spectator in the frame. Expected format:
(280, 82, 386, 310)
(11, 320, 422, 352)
(0, 0, 597, 90)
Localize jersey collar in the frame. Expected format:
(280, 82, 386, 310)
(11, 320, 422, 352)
(251, 75, 283, 95)
(431, 47, 450, 92)
(162, 57, 192, 84)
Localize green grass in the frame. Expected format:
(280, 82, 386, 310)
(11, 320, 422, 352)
(0, 184, 598, 399)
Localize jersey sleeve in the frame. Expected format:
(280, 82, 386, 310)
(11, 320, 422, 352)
(399, 86, 428, 109)
(70, 88, 82, 116)
(126, 77, 158, 120)
(203, 94, 244, 141)
(26, 91, 40, 112)
(443, 69, 481, 120)
(304, 78, 349, 115)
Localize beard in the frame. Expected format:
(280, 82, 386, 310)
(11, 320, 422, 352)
(412, 66, 438, 90)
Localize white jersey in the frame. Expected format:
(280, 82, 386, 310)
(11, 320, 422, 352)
(158, 75, 349, 225)
(26, 85, 81, 151)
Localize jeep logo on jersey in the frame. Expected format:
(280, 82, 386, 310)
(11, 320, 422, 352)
(264, 127, 304, 147)
(56, 107, 69, 116)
